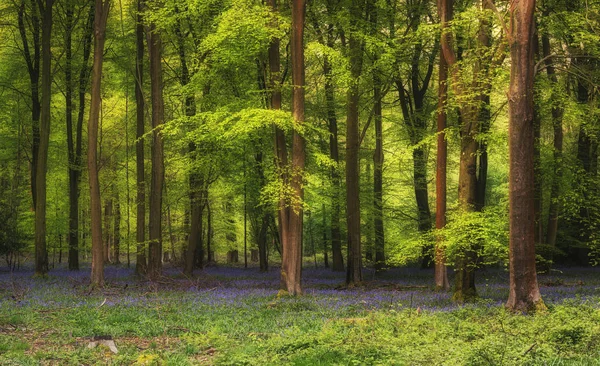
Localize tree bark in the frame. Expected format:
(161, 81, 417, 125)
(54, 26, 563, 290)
(17, 0, 41, 210)
(267, 0, 290, 277)
(34, 0, 53, 276)
(506, 0, 545, 313)
(371, 7, 385, 272)
(103, 198, 113, 263)
(147, 17, 165, 279)
(280, 0, 306, 295)
(114, 191, 121, 264)
(134, 0, 147, 276)
(435, 34, 450, 291)
(67, 1, 94, 271)
(345, 0, 364, 285)
(89, 0, 110, 287)
(324, 50, 344, 271)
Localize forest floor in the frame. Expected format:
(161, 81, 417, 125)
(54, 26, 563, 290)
(1, 263, 600, 365)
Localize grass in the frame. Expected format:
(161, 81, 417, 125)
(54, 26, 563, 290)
(1, 264, 600, 365)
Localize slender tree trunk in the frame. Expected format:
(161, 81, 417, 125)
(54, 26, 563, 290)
(114, 192, 121, 264)
(372, 41, 385, 272)
(34, 0, 53, 276)
(207, 200, 214, 262)
(65, 0, 79, 270)
(135, 0, 147, 275)
(541, 29, 563, 247)
(147, 17, 165, 279)
(506, 0, 545, 313)
(439, 0, 479, 302)
(267, 0, 292, 283)
(103, 198, 113, 263)
(185, 182, 201, 275)
(324, 45, 344, 272)
(322, 203, 329, 268)
(17, 0, 41, 210)
(71, 2, 94, 270)
(89, 0, 110, 287)
(435, 37, 449, 291)
(346, 0, 364, 285)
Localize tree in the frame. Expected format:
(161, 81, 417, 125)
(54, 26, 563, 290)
(17, 0, 41, 211)
(505, 0, 545, 313)
(438, 0, 501, 302)
(280, 0, 306, 295)
(435, 3, 449, 291)
(88, 0, 110, 287)
(147, 2, 165, 279)
(346, 0, 365, 286)
(135, 0, 147, 276)
(65, 1, 94, 271)
(33, 0, 53, 276)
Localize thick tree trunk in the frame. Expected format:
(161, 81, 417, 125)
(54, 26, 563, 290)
(135, 0, 147, 275)
(280, 0, 306, 296)
(435, 43, 449, 291)
(346, 1, 363, 285)
(506, 0, 544, 313)
(34, 0, 53, 276)
(541, 30, 563, 247)
(89, 0, 110, 287)
(147, 19, 165, 279)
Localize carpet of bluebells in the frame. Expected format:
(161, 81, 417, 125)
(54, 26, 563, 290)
(2, 263, 600, 365)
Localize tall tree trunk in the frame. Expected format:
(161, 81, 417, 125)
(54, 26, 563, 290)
(324, 41, 344, 272)
(506, 0, 545, 313)
(34, 0, 53, 276)
(147, 17, 165, 279)
(280, 0, 306, 296)
(372, 11, 385, 272)
(17, 0, 41, 210)
(65, 0, 78, 270)
(435, 36, 449, 291)
(475, 1, 493, 212)
(135, 0, 147, 275)
(541, 28, 563, 248)
(267, 0, 290, 276)
(439, 0, 481, 302)
(345, 0, 364, 286)
(89, 0, 110, 287)
(71, 2, 94, 270)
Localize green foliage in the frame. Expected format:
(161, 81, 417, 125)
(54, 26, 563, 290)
(440, 204, 509, 269)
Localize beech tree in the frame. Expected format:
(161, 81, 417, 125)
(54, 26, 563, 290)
(88, 0, 110, 287)
(279, 0, 306, 295)
(147, 2, 165, 279)
(346, 0, 365, 285)
(134, 0, 147, 276)
(506, 0, 544, 313)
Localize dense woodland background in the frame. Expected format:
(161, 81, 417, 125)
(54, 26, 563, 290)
(0, 0, 597, 310)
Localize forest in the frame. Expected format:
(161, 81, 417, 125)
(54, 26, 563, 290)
(1, 0, 600, 363)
